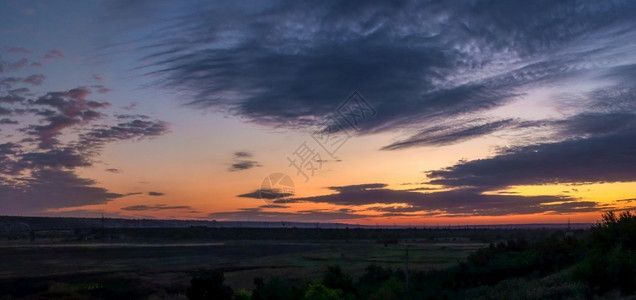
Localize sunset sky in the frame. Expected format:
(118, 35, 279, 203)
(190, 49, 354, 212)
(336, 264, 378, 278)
(1, 0, 636, 225)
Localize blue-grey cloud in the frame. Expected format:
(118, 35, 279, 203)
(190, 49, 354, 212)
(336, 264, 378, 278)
(128, 0, 636, 139)
(19, 148, 91, 169)
(554, 112, 636, 138)
(428, 129, 636, 189)
(6, 47, 32, 54)
(78, 119, 169, 152)
(0, 118, 18, 125)
(382, 119, 518, 150)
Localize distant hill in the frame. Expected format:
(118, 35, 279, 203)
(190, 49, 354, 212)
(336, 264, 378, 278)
(0, 216, 592, 232)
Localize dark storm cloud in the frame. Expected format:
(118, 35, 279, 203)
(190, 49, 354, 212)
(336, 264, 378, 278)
(554, 113, 636, 137)
(133, 0, 636, 136)
(427, 129, 636, 189)
(285, 183, 603, 217)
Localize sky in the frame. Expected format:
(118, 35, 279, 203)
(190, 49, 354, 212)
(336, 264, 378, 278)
(1, 0, 636, 225)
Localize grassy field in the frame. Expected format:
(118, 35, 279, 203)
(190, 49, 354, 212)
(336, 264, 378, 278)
(0, 239, 485, 299)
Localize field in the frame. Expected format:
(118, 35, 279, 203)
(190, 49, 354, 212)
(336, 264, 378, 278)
(0, 236, 486, 299)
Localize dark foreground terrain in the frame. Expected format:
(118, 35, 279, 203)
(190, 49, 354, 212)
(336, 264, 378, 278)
(0, 212, 634, 299)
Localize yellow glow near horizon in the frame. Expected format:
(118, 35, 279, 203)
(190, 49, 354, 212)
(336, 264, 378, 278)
(485, 182, 636, 206)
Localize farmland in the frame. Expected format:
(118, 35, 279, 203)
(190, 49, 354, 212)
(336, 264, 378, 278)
(0, 238, 485, 298)
(1, 217, 607, 299)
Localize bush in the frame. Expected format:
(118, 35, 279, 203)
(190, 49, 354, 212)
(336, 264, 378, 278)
(322, 265, 355, 297)
(187, 270, 233, 300)
(251, 276, 304, 300)
(302, 282, 343, 300)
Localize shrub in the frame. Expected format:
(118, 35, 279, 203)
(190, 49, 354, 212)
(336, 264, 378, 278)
(187, 270, 233, 300)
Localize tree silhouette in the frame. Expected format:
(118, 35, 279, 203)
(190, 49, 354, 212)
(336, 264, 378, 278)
(187, 270, 233, 300)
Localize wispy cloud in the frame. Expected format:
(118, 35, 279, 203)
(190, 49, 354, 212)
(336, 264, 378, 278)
(382, 119, 520, 150)
(0, 118, 18, 125)
(238, 188, 294, 200)
(121, 204, 195, 211)
(43, 49, 64, 60)
(228, 151, 261, 172)
(20, 8, 35, 16)
(130, 1, 636, 141)
(6, 47, 32, 54)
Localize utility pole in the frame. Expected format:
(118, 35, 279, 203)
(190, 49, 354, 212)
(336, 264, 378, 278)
(405, 245, 410, 297)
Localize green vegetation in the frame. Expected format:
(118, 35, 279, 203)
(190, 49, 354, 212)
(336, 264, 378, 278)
(0, 212, 633, 299)
(184, 211, 636, 299)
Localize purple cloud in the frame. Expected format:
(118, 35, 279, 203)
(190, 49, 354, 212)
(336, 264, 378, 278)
(43, 49, 64, 60)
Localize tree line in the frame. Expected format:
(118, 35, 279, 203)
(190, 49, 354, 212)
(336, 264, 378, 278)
(187, 211, 636, 299)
